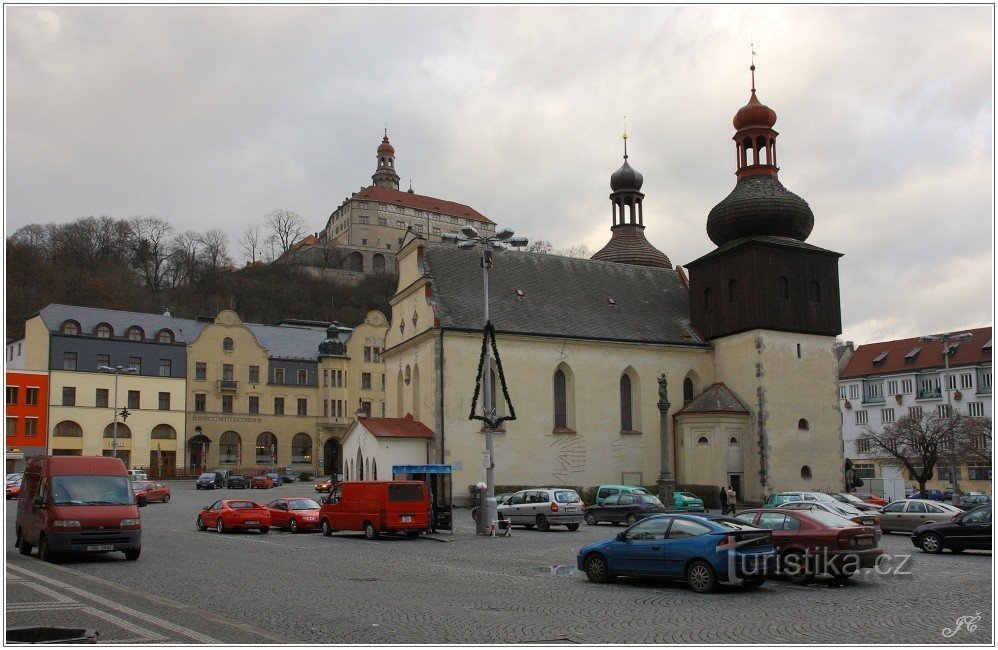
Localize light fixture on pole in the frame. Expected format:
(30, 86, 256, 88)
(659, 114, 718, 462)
(98, 365, 139, 461)
(441, 225, 528, 532)
(918, 331, 973, 499)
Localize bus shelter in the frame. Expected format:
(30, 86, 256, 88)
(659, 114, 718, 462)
(392, 464, 453, 533)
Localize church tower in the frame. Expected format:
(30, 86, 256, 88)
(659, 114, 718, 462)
(591, 133, 672, 268)
(372, 130, 400, 190)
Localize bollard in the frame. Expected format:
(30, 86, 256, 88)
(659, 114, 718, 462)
(475, 482, 488, 535)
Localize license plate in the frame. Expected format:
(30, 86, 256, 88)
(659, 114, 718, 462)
(245, 520, 260, 525)
(862, 519, 874, 525)
(401, 515, 412, 523)
(86, 545, 113, 551)
(856, 537, 874, 547)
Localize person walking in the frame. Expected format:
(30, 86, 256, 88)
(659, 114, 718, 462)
(726, 485, 737, 515)
(718, 485, 728, 515)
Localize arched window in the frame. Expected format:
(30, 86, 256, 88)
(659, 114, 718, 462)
(411, 364, 421, 422)
(683, 377, 694, 404)
(103, 423, 132, 438)
(95, 323, 113, 338)
(350, 252, 364, 272)
(157, 329, 174, 344)
(222, 337, 234, 352)
(396, 370, 405, 418)
(728, 279, 738, 303)
(53, 420, 83, 437)
(372, 458, 377, 480)
(554, 369, 568, 429)
(697, 436, 710, 445)
(60, 321, 80, 335)
(292, 433, 313, 464)
(798, 418, 810, 430)
(151, 424, 176, 439)
(619, 374, 633, 432)
(808, 280, 821, 303)
(357, 449, 364, 480)
(219, 431, 241, 464)
(729, 436, 739, 445)
(777, 276, 790, 300)
(704, 288, 714, 311)
(126, 326, 144, 341)
(801, 465, 813, 480)
(372, 253, 386, 273)
(404, 365, 411, 385)
(256, 432, 277, 464)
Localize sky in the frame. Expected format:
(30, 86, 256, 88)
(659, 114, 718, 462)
(5, 5, 994, 345)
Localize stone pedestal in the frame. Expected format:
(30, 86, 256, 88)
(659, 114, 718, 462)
(657, 477, 677, 510)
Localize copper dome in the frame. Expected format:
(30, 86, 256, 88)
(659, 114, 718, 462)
(733, 91, 777, 130)
(377, 136, 395, 156)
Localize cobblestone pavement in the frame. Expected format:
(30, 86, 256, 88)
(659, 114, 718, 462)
(5, 481, 993, 644)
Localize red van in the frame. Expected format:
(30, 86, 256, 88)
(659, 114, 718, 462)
(319, 481, 430, 539)
(15, 456, 145, 562)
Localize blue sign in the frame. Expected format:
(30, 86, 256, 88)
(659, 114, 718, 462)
(392, 464, 452, 474)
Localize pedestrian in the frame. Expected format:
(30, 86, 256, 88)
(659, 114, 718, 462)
(726, 485, 737, 515)
(718, 485, 728, 515)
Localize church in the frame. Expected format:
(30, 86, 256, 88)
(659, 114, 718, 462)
(380, 66, 845, 504)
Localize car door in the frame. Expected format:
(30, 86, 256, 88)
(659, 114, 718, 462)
(661, 518, 715, 577)
(592, 494, 617, 522)
(612, 516, 672, 575)
(505, 491, 528, 524)
(614, 493, 636, 522)
(880, 501, 906, 531)
(902, 501, 930, 531)
(207, 500, 222, 526)
(757, 512, 796, 550)
(267, 500, 285, 527)
(956, 507, 991, 549)
(526, 491, 547, 521)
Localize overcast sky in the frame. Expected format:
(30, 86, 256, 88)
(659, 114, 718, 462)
(6, 5, 994, 344)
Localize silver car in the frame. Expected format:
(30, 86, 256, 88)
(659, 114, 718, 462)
(497, 488, 584, 531)
(879, 499, 962, 533)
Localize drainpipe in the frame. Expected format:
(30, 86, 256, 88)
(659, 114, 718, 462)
(437, 328, 445, 465)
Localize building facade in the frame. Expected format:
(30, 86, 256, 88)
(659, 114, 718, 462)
(5, 370, 49, 472)
(839, 328, 993, 492)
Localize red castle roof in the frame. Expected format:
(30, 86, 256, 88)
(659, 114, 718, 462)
(352, 186, 494, 225)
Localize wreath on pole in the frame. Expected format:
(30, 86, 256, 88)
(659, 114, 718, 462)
(469, 321, 517, 430)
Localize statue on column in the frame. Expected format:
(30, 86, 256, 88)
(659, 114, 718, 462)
(657, 371, 677, 509)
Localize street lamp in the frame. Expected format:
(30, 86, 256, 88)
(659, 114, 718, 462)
(441, 226, 528, 531)
(98, 365, 139, 460)
(918, 331, 973, 498)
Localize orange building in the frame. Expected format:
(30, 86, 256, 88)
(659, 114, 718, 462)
(5, 370, 49, 472)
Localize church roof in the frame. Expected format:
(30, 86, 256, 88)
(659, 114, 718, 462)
(421, 243, 706, 346)
(677, 383, 750, 415)
(352, 186, 494, 225)
(591, 224, 672, 268)
(687, 234, 841, 266)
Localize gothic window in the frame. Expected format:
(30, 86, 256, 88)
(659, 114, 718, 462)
(728, 279, 738, 303)
(619, 374, 633, 432)
(683, 377, 694, 405)
(704, 288, 714, 311)
(778, 276, 790, 300)
(554, 370, 567, 429)
(808, 280, 821, 303)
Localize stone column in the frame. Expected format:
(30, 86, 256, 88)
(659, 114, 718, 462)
(656, 372, 677, 509)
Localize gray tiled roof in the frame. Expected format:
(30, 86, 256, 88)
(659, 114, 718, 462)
(246, 324, 328, 361)
(677, 383, 750, 414)
(422, 243, 707, 346)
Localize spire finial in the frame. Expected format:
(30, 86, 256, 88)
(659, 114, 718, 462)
(622, 115, 629, 160)
(750, 42, 757, 93)
(384, 124, 388, 138)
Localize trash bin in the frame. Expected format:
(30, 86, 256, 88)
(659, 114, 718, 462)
(6, 627, 99, 644)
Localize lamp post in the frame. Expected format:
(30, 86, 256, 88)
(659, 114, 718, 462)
(919, 331, 972, 499)
(442, 226, 528, 530)
(98, 365, 139, 460)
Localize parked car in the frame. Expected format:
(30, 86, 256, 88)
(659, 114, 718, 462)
(593, 484, 649, 505)
(577, 514, 774, 593)
(674, 492, 706, 512)
(958, 493, 991, 509)
(251, 475, 275, 489)
(6, 477, 22, 500)
(827, 492, 880, 512)
(126, 469, 148, 482)
(497, 488, 585, 531)
(911, 505, 992, 554)
(226, 474, 251, 489)
(196, 499, 271, 533)
(279, 471, 297, 484)
(264, 470, 283, 487)
(314, 477, 335, 493)
(130, 481, 171, 503)
(319, 481, 431, 539)
(879, 499, 962, 533)
(763, 492, 838, 507)
(470, 492, 513, 521)
(585, 493, 667, 525)
(852, 491, 886, 506)
(736, 508, 882, 584)
(907, 489, 945, 501)
(195, 472, 224, 489)
(266, 497, 322, 533)
(7, 473, 23, 484)
(212, 469, 233, 483)
(15, 455, 145, 562)
(778, 500, 881, 539)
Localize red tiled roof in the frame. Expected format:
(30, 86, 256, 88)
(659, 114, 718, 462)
(840, 327, 992, 379)
(352, 186, 494, 225)
(290, 234, 318, 251)
(360, 413, 434, 439)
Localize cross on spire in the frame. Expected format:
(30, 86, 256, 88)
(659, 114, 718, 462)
(622, 115, 629, 159)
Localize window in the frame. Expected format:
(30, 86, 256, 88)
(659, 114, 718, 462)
(126, 327, 144, 341)
(937, 404, 952, 418)
(886, 380, 898, 395)
(968, 465, 992, 481)
(94, 388, 109, 408)
(358, 216, 370, 224)
(6, 417, 16, 437)
(856, 438, 871, 454)
(839, 385, 847, 399)
(881, 408, 895, 423)
(222, 364, 234, 381)
(683, 377, 694, 404)
(947, 375, 957, 390)
(323, 400, 329, 417)
(364, 346, 372, 362)
(297, 369, 308, 385)
(157, 329, 174, 344)
(362, 373, 372, 390)
(968, 401, 985, 417)
(158, 392, 170, 410)
(697, 436, 710, 445)
(798, 418, 809, 430)
(60, 321, 80, 335)
(297, 398, 308, 416)
(274, 397, 285, 415)
(292, 433, 312, 464)
(727, 279, 738, 303)
(703, 288, 714, 311)
(97, 353, 111, 368)
(980, 371, 992, 392)
(223, 337, 234, 351)
(901, 379, 913, 394)
(63, 352, 78, 371)
(777, 276, 789, 299)
(25, 387, 38, 405)
(274, 368, 285, 384)
(159, 359, 172, 377)
(128, 356, 141, 373)
(852, 463, 875, 479)
(195, 362, 206, 380)
(626, 517, 672, 540)
(222, 395, 233, 414)
(24, 418, 37, 437)
(152, 424, 176, 440)
(849, 385, 860, 400)
(960, 373, 974, 389)
(248, 396, 259, 414)
(620, 374, 633, 431)
(864, 381, 883, 400)
(53, 420, 82, 437)
(194, 393, 206, 412)
(553, 369, 567, 429)
(378, 217, 388, 226)
(323, 370, 328, 387)
(127, 390, 140, 409)
(855, 410, 868, 425)
(800, 465, 812, 480)
(95, 323, 112, 338)
(938, 466, 962, 481)
(249, 366, 260, 384)
(5, 387, 17, 404)
(360, 401, 372, 417)
(373, 348, 382, 363)
(872, 351, 889, 366)
(381, 374, 386, 391)
(908, 406, 923, 419)
(62, 387, 76, 406)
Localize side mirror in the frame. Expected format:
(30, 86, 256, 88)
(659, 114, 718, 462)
(33, 496, 45, 509)
(137, 495, 148, 508)
(616, 532, 627, 542)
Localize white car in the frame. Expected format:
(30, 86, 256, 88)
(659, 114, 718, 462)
(126, 469, 148, 481)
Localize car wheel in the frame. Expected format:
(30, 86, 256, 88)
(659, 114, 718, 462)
(685, 560, 718, 594)
(16, 530, 31, 556)
(196, 516, 207, 531)
(363, 521, 379, 540)
(584, 512, 597, 526)
(289, 519, 299, 534)
(566, 523, 580, 531)
(162, 494, 170, 503)
(919, 532, 943, 554)
(124, 548, 141, 561)
(195, 485, 201, 490)
(584, 553, 613, 583)
(782, 552, 811, 585)
(536, 515, 551, 532)
(321, 519, 333, 537)
(626, 513, 637, 525)
(216, 519, 225, 534)
(37, 534, 58, 563)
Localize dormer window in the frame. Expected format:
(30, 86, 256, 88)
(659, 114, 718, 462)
(60, 321, 80, 336)
(157, 329, 174, 344)
(904, 347, 921, 363)
(872, 351, 889, 366)
(126, 326, 144, 341)
(95, 323, 113, 339)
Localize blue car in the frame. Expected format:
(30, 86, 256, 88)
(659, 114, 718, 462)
(265, 470, 283, 487)
(576, 514, 775, 593)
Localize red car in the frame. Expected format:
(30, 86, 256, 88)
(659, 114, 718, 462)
(251, 475, 275, 489)
(131, 481, 171, 503)
(736, 508, 883, 585)
(314, 478, 335, 493)
(196, 499, 271, 533)
(266, 497, 322, 533)
(6, 481, 21, 500)
(853, 492, 886, 506)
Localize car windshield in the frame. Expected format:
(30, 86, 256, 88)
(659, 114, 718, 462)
(806, 510, 854, 527)
(712, 518, 759, 531)
(51, 475, 134, 505)
(198, 473, 215, 480)
(554, 490, 581, 503)
(228, 501, 258, 509)
(811, 493, 838, 502)
(637, 495, 665, 506)
(288, 498, 320, 510)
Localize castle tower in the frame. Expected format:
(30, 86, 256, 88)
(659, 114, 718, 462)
(371, 130, 400, 190)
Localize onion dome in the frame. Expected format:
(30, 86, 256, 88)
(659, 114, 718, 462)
(706, 175, 814, 246)
(318, 323, 347, 357)
(733, 90, 777, 130)
(377, 135, 395, 156)
(610, 160, 643, 192)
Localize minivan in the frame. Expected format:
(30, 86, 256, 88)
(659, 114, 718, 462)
(15, 456, 145, 562)
(319, 481, 430, 539)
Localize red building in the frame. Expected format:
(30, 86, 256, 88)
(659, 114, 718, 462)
(5, 370, 49, 472)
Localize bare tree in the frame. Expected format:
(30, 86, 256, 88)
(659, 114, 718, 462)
(9, 224, 52, 251)
(130, 216, 174, 292)
(264, 209, 307, 256)
(863, 412, 993, 497)
(239, 224, 262, 264)
(199, 229, 232, 272)
(524, 239, 553, 254)
(169, 230, 203, 286)
(557, 243, 592, 259)
(954, 416, 993, 466)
